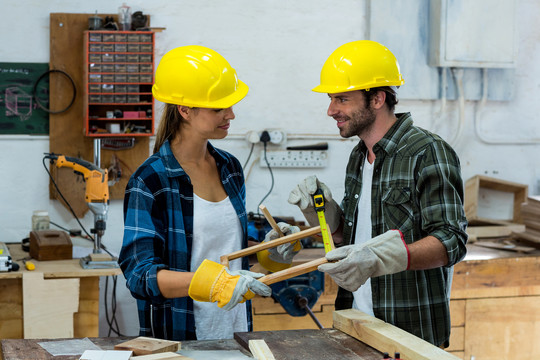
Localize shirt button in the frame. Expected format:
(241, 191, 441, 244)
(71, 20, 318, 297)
(354, 194, 359, 199)
(348, 222, 353, 226)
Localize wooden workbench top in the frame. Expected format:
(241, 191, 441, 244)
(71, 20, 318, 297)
(0, 243, 122, 279)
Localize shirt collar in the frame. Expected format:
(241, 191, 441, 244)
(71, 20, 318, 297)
(158, 139, 229, 178)
(374, 112, 413, 156)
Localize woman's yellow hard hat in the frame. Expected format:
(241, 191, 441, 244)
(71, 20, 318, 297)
(152, 45, 248, 108)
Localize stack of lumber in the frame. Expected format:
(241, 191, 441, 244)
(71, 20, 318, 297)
(513, 196, 540, 247)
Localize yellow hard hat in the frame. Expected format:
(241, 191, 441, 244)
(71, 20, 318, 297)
(312, 40, 405, 94)
(152, 45, 248, 108)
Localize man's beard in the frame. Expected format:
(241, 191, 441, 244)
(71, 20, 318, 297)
(338, 105, 376, 138)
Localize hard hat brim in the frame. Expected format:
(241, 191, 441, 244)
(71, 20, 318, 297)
(153, 80, 249, 108)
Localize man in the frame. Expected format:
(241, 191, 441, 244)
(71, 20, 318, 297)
(288, 40, 468, 348)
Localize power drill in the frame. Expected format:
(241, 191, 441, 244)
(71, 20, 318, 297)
(44, 153, 110, 258)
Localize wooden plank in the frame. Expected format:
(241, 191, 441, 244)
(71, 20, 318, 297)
(234, 329, 383, 359)
(74, 277, 100, 338)
(258, 257, 328, 285)
(132, 352, 189, 359)
(450, 300, 465, 327)
(333, 309, 460, 360)
(464, 296, 540, 359)
(249, 339, 276, 360)
(220, 226, 321, 264)
(259, 205, 284, 236)
(447, 326, 464, 352)
(0, 278, 23, 338)
(114, 337, 180, 356)
(466, 224, 525, 238)
(451, 255, 540, 299)
(22, 272, 79, 339)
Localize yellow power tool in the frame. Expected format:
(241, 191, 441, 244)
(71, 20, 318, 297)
(44, 153, 117, 269)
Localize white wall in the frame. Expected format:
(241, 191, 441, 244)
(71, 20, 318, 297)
(2, 0, 539, 337)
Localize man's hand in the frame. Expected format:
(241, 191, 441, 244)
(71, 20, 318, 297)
(189, 259, 272, 311)
(318, 230, 410, 292)
(288, 175, 343, 232)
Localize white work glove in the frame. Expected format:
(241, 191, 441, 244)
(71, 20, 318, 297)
(318, 230, 410, 292)
(264, 222, 302, 264)
(288, 175, 343, 232)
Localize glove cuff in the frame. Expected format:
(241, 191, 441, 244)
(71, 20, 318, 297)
(397, 230, 411, 270)
(256, 249, 293, 273)
(188, 259, 225, 302)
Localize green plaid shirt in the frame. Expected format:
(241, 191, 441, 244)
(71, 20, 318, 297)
(337, 112, 468, 347)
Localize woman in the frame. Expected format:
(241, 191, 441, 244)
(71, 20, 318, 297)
(119, 46, 274, 341)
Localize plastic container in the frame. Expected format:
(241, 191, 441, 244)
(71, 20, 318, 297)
(118, 3, 132, 31)
(32, 210, 50, 231)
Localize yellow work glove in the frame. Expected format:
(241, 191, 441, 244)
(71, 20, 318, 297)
(318, 230, 410, 292)
(257, 222, 302, 273)
(188, 259, 272, 311)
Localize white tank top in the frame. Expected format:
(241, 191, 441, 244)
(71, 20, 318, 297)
(191, 194, 247, 340)
(352, 156, 375, 316)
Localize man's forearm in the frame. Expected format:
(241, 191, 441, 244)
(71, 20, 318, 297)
(407, 235, 448, 270)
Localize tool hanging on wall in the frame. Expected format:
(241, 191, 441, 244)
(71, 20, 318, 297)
(312, 189, 335, 253)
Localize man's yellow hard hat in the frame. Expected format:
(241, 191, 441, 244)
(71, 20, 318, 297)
(152, 45, 248, 108)
(313, 40, 405, 94)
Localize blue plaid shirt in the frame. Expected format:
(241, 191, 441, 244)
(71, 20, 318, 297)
(119, 140, 250, 341)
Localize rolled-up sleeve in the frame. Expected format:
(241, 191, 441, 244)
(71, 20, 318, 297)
(416, 141, 468, 266)
(119, 176, 168, 303)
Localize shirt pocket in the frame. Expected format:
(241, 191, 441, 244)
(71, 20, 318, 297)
(382, 187, 414, 233)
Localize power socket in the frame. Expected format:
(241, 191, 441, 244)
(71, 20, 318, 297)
(260, 150, 328, 168)
(266, 129, 286, 145)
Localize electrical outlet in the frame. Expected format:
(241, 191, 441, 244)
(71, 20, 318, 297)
(260, 150, 328, 168)
(266, 129, 286, 145)
(245, 130, 260, 144)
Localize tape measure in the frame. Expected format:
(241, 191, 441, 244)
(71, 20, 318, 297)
(313, 189, 334, 253)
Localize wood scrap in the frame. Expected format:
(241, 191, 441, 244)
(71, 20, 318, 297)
(249, 339, 276, 360)
(473, 239, 535, 253)
(259, 205, 284, 237)
(22, 272, 79, 339)
(114, 336, 180, 356)
(333, 309, 461, 360)
(131, 352, 190, 359)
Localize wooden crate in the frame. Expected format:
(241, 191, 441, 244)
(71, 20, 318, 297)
(465, 175, 528, 225)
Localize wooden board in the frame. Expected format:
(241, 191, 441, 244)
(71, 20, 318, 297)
(333, 309, 460, 360)
(464, 296, 540, 359)
(49, 13, 150, 216)
(114, 337, 180, 356)
(234, 329, 382, 359)
(1, 336, 134, 360)
(22, 272, 79, 339)
(451, 255, 540, 299)
(249, 339, 276, 360)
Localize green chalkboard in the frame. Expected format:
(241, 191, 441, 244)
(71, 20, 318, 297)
(0, 62, 49, 134)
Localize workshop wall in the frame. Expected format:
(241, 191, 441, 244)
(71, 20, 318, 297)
(1, 0, 539, 337)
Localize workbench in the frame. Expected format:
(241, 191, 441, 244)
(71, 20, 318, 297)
(0, 327, 434, 360)
(252, 245, 540, 360)
(0, 243, 121, 340)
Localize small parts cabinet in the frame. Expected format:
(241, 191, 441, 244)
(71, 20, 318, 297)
(83, 30, 155, 137)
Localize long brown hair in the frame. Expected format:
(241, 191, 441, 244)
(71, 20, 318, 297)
(153, 103, 184, 154)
